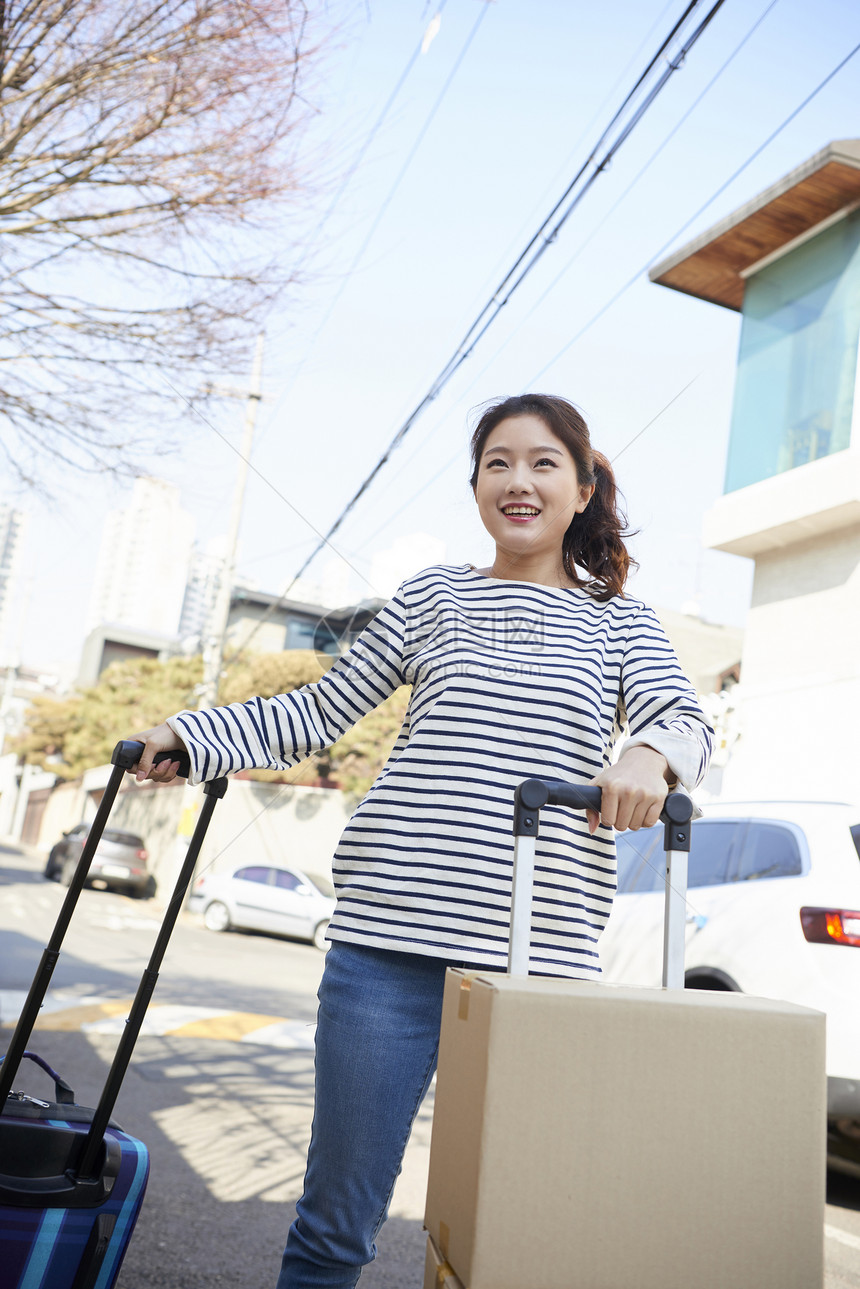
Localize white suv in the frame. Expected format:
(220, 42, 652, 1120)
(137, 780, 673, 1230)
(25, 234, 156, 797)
(599, 800, 860, 1177)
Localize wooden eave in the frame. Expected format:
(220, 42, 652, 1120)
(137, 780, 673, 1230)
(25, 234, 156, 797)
(649, 140, 860, 311)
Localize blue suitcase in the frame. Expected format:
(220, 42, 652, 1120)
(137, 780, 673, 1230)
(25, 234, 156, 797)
(0, 741, 227, 1288)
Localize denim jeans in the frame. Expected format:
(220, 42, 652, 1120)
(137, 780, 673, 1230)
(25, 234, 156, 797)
(275, 942, 454, 1289)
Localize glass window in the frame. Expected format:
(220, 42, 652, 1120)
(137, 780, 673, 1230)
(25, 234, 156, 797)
(736, 822, 803, 881)
(687, 821, 738, 888)
(616, 826, 663, 894)
(104, 830, 144, 848)
(234, 866, 270, 885)
(724, 209, 860, 493)
(274, 869, 301, 891)
(284, 617, 318, 651)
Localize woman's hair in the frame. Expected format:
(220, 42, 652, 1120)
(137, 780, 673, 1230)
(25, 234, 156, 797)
(468, 393, 637, 601)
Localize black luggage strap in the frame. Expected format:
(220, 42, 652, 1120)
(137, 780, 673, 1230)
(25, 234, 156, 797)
(0, 1051, 76, 1105)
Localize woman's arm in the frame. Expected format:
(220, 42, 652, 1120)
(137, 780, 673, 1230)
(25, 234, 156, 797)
(133, 584, 411, 785)
(587, 606, 714, 833)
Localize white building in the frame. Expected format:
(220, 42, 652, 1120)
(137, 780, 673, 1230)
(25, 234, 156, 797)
(651, 139, 860, 803)
(179, 536, 228, 649)
(86, 478, 195, 639)
(0, 504, 27, 664)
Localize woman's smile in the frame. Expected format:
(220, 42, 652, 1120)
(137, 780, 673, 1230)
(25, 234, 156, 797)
(501, 504, 542, 523)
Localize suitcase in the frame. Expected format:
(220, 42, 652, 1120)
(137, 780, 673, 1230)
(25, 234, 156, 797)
(0, 740, 227, 1289)
(424, 777, 827, 1289)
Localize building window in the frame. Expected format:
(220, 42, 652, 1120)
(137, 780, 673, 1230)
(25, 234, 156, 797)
(724, 208, 860, 493)
(284, 617, 318, 651)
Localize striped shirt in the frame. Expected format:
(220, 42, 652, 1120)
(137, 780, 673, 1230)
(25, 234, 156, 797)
(168, 564, 713, 977)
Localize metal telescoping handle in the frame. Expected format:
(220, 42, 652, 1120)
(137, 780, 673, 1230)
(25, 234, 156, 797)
(510, 778, 694, 987)
(76, 764, 228, 1180)
(0, 739, 195, 1115)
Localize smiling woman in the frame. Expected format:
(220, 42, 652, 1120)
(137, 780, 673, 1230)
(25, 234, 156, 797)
(126, 390, 712, 1289)
(469, 393, 637, 600)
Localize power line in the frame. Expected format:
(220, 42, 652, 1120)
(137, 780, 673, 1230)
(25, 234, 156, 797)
(528, 31, 860, 387)
(228, 0, 727, 659)
(349, 0, 782, 519)
(348, 27, 860, 556)
(303, 4, 451, 256)
(264, 0, 482, 432)
(432, 0, 784, 406)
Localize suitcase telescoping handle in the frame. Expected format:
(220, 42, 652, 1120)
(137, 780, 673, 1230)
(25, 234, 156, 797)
(511, 779, 694, 988)
(0, 740, 226, 1187)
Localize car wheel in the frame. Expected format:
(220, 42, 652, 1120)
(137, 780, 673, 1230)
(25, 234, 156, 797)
(60, 859, 77, 888)
(312, 919, 330, 951)
(203, 901, 231, 933)
(45, 853, 61, 881)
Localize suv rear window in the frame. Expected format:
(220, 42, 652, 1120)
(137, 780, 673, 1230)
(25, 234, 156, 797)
(617, 820, 740, 892)
(616, 818, 806, 893)
(103, 830, 144, 848)
(735, 822, 803, 880)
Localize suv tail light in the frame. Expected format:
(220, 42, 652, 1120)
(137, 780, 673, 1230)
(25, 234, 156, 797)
(136, 848, 147, 861)
(800, 907, 860, 948)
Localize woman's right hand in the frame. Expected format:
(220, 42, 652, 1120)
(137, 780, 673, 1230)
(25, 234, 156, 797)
(131, 724, 187, 783)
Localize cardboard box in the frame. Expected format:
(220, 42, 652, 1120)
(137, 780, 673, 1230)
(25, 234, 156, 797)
(424, 969, 826, 1289)
(424, 1232, 465, 1289)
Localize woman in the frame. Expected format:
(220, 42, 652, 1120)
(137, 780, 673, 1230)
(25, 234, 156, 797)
(133, 393, 713, 1289)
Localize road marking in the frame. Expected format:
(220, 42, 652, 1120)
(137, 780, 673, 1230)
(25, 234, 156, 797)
(826, 1224, 860, 1252)
(86, 914, 163, 931)
(0, 991, 315, 1049)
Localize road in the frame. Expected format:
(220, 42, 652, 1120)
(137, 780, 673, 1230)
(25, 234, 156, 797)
(2, 840, 860, 1288)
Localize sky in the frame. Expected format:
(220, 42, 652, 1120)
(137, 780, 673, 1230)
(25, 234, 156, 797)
(4, 0, 860, 678)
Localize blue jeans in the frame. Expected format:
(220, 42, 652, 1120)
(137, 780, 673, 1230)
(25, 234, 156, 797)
(275, 942, 455, 1289)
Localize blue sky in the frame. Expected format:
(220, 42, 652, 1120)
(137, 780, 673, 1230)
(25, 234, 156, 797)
(8, 0, 860, 673)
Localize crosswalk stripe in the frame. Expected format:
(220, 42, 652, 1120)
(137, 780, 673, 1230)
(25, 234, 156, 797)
(0, 991, 314, 1049)
(826, 1224, 860, 1252)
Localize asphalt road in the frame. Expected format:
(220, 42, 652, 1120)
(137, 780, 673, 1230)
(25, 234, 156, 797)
(2, 840, 860, 1288)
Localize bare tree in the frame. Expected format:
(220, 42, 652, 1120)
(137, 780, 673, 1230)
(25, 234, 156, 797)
(0, 0, 322, 483)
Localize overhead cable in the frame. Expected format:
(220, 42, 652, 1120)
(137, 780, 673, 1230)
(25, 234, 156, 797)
(297, 5, 450, 270)
(227, 0, 727, 657)
(347, 27, 860, 557)
(264, 0, 483, 431)
(528, 31, 860, 387)
(350, 0, 781, 520)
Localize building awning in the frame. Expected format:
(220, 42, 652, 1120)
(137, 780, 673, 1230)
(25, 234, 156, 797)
(649, 139, 860, 311)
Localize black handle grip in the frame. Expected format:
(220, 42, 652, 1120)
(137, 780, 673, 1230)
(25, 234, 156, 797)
(112, 739, 191, 780)
(513, 776, 693, 849)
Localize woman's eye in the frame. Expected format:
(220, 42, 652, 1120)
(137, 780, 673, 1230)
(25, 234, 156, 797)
(536, 458, 556, 467)
(486, 458, 507, 468)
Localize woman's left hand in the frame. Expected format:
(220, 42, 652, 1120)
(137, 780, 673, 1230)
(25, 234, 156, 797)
(586, 746, 672, 834)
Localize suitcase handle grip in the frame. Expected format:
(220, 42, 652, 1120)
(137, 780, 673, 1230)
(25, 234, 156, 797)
(513, 778, 693, 841)
(509, 778, 694, 985)
(112, 739, 191, 780)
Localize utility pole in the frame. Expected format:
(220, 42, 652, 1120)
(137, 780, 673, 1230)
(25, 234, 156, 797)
(196, 331, 265, 710)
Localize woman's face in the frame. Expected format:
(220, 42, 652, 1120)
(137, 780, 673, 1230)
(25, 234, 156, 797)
(473, 414, 594, 561)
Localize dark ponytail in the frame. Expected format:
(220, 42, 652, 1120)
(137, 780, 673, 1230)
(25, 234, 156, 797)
(469, 394, 637, 601)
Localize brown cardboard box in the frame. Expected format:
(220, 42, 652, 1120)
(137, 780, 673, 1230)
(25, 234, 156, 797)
(424, 1232, 466, 1289)
(424, 969, 826, 1289)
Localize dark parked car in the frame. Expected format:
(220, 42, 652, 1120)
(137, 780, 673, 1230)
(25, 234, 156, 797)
(45, 823, 152, 897)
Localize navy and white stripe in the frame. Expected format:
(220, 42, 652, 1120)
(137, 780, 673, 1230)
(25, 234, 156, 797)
(168, 565, 713, 978)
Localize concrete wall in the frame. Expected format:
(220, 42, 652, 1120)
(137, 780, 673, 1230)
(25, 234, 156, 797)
(25, 770, 352, 901)
(721, 522, 860, 803)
